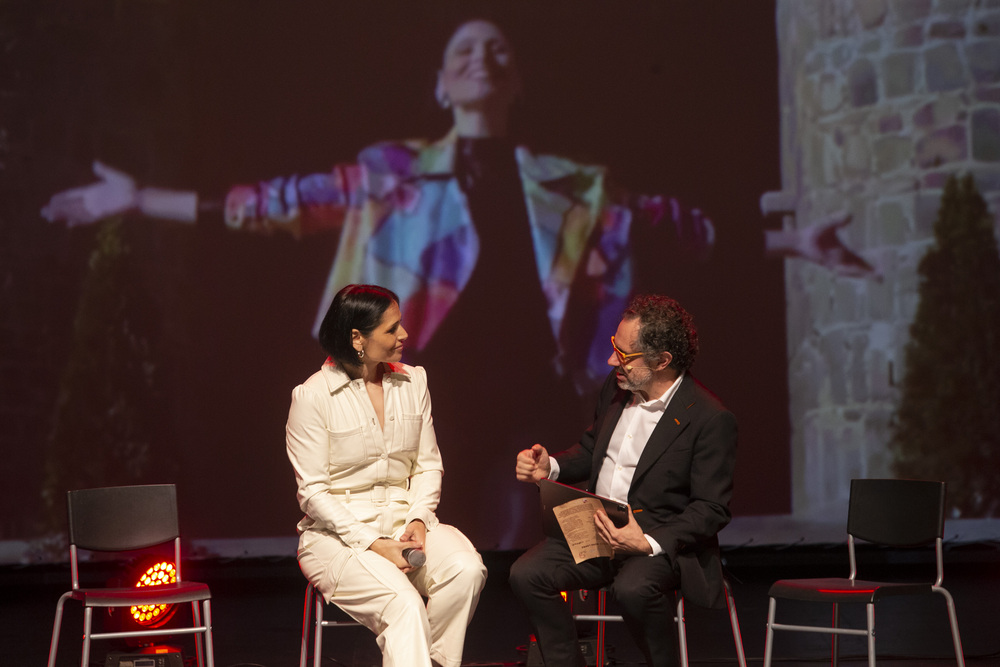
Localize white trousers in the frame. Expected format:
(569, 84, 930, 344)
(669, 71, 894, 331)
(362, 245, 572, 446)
(298, 519, 487, 667)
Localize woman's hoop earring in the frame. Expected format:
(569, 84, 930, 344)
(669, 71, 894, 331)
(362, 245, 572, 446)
(357, 348, 365, 361)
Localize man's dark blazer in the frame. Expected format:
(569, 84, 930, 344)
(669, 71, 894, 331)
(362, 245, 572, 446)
(553, 370, 738, 608)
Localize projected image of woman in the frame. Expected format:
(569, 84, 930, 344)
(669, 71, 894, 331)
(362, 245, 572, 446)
(39, 18, 870, 391)
(286, 283, 486, 667)
(40, 17, 873, 549)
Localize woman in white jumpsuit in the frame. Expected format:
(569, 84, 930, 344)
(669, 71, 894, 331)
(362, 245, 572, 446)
(286, 284, 487, 667)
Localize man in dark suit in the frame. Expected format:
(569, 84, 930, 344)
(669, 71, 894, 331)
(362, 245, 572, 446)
(509, 294, 737, 667)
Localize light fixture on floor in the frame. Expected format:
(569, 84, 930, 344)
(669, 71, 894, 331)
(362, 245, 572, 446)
(102, 559, 184, 665)
(104, 645, 183, 667)
(128, 559, 179, 629)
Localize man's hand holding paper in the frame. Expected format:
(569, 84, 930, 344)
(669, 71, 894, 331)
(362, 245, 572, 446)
(551, 498, 614, 563)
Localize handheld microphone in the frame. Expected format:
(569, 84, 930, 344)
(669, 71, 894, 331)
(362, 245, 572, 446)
(402, 547, 426, 568)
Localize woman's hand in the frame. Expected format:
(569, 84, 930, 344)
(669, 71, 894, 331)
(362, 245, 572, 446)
(765, 211, 881, 280)
(41, 161, 139, 226)
(400, 519, 426, 549)
(368, 537, 419, 573)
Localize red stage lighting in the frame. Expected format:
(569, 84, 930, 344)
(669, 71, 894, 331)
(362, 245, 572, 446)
(129, 560, 178, 628)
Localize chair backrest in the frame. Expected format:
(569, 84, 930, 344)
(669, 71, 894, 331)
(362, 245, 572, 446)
(67, 484, 180, 552)
(847, 478, 945, 546)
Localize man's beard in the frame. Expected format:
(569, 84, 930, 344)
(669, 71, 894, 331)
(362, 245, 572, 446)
(616, 366, 653, 393)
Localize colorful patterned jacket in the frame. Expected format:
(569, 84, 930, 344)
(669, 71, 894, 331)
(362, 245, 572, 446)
(225, 131, 708, 387)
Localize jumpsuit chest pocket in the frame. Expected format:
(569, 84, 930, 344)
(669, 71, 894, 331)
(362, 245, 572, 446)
(398, 413, 422, 452)
(327, 425, 369, 467)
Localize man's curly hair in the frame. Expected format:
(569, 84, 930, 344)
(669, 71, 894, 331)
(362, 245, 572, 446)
(623, 294, 699, 373)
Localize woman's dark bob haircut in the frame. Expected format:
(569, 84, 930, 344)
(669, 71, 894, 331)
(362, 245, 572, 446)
(318, 284, 400, 368)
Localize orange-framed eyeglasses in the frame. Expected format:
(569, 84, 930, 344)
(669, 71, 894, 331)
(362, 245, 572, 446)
(611, 336, 644, 365)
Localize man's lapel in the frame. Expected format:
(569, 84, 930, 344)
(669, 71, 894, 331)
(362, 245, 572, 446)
(632, 374, 695, 483)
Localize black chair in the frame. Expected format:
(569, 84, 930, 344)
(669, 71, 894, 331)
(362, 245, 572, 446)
(46, 484, 215, 667)
(573, 577, 747, 667)
(762, 478, 965, 667)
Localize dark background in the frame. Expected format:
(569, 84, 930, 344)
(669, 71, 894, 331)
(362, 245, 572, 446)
(0, 0, 786, 555)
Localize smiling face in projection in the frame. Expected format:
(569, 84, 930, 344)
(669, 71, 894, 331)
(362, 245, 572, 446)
(437, 20, 521, 114)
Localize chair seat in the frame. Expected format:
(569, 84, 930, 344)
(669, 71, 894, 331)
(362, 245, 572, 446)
(769, 577, 933, 603)
(70, 581, 212, 607)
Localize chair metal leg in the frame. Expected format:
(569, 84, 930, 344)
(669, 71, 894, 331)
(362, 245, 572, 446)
(580, 583, 745, 667)
(300, 584, 314, 667)
(675, 596, 688, 667)
(762, 597, 777, 667)
(47, 593, 69, 667)
(202, 600, 215, 667)
(298, 583, 327, 667)
(767, 590, 965, 667)
(299, 581, 365, 666)
(187, 598, 214, 667)
(723, 580, 747, 667)
(204, 600, 215, 667)
(313, 587, 324, 667)
(832, 603, 840, 667)
(81, 606, 93, 667)
(677, 581, 745, 667)
(934, 585, 967, 667)
(192, 600, 205, 667)
(49, 595, 214, 667)
(866, 603, 876, 667)
(595, 590, 607, 667)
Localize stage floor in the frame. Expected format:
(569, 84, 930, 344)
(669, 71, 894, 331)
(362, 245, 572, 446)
(6, 545, 999, 666)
